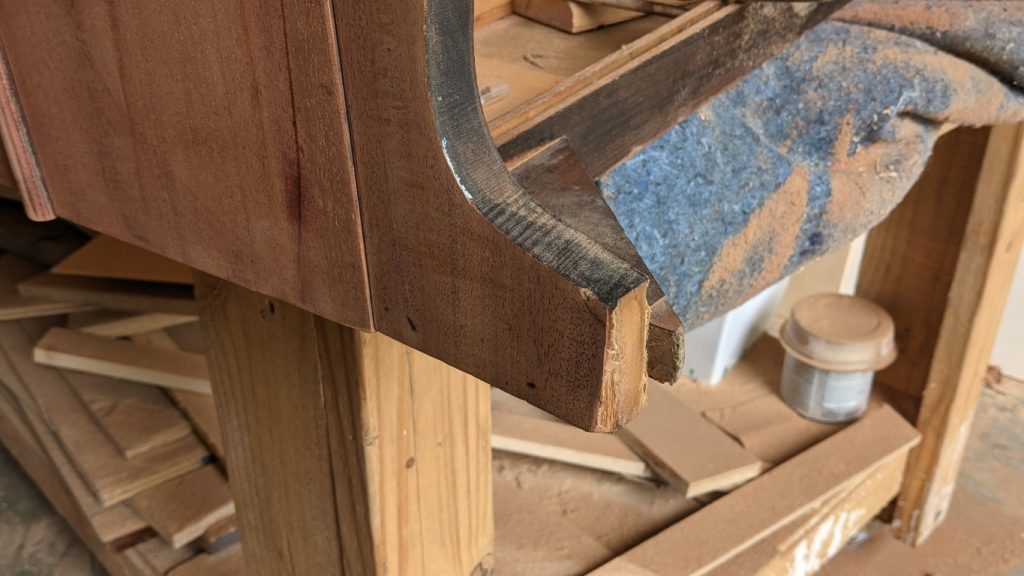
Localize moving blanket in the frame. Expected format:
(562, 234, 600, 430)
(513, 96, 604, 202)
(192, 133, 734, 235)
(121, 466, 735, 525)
(600, 1, 1024, 329)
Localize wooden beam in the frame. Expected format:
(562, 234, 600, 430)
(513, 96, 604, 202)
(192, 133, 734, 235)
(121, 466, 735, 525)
(195, 273, 493, 576)
(588, 405, 919, 575)
(863, 125, 1024, 545)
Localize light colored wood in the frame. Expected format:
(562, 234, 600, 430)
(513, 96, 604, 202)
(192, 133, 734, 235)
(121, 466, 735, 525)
(588, 405, 919, 576)
(66, 370, 194, 458)
(196, 274, 493, 576)
(124, 538, 201, 575)
(69, 310, 198, 338)
(167, 544, 245, 576)
(618, 382, 763, 497)
(475, 0, 513, 27)
(886, 124, 1024, 545)
(200, 514, 240, 554)
(34, 327, 212, 394)
(513, 0, 642, 34)
(492, 408, 654, 479)
(1, 320, 208, 506)
(53, 235, 194, 285)
(129, 465, 236, 549)
(574, 0, 682, 17)
(0, 293, 94, 320)
(19, 272, 197, 316)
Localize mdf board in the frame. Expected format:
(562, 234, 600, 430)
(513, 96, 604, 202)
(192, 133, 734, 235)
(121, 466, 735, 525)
(0, 1, 372, 330)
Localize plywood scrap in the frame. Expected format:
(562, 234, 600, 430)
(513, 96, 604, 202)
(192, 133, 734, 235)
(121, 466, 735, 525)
(200, 515, 240, 554)
(53, 235, 194, 285)
(34, 327, 212, 394)
(0, 294, 94, 320)
(19, 272, 197, 316)
(1, 321, 208, 506)
(124, 538, 202, 575)
(493, 409, 654, 479)
(68, 310, 198, 338)
(618, 383, 763, 497)
(703, 394, 840, 466)
(167, 543, 245, 576)
(129, 466, 235, 549)
(589, 405, 920, 576)
(513, 0, 643, 33)
(66, 370, 194, 458)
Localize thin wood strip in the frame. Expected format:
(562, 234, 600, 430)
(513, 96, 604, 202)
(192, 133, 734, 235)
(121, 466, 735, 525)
(69, 311, 198, 338)
(19, 272, 197, 316)
(128, 466, 235, 549)
(588, 405, 919, 576)
(167, 544, 245, 576)
(34, 327, 211, 394)
(618, 383, 763, 497)
(0, 294, 95, 320)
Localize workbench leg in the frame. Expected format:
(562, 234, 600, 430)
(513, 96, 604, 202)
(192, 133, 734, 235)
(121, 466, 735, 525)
(194, 273, 493, 575)
(857, 124, 1024, 545)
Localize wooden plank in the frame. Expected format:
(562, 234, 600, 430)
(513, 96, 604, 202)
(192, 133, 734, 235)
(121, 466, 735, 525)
(19, 272, 197, 316)
(0, 320, 209, 506)
(885, 125, 1024, 544)
(475, 0, 513, 27)
(53, 235, 193, 285)
(66, 370, 194, 458)
(513, 0, 642, 33)
(492, 409, 654, 479)
(167, 544, 245, 576)
(196, 273, 492, 575)
(34, 327, 211, 394)
(124, 538, 201, 576)
(588, 405, 919, 576)
(68, 310, 198, 338)
(0, 294, 94, 320)
(0, 1, 372, 328)
(618, 383, 763, 497)
(129, 466, 235, 549)
(494, 2, 848, 177)
(199, 515, 240, 554)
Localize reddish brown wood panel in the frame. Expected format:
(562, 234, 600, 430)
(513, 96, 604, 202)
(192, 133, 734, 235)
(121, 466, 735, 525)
(0, 1, 372, 329)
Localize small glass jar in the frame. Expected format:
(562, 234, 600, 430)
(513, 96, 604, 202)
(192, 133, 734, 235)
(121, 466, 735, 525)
(778, 294, 897, 424)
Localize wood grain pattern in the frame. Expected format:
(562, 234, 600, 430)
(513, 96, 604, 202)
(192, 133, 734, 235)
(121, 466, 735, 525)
(128, 466, 235, 550)
(0, 294, 94, 320)
(589, 405, 919, 576)
(618, 383, 762, 497)
(19, 273, 197, 316)
(0, 40, 53, 220)
(886, 125, 1024, 545)
(196, 273, 493, 576)
(34, 327, 212, 394)
(54, 236, 194, 285)
(167, 544, 245, 576)
(0, 0, 371, 329)
(513, 0, 642, 33)
(68, 311, 198, 338)
(66, 370, 194, 459)
(335, 0, 650, 431)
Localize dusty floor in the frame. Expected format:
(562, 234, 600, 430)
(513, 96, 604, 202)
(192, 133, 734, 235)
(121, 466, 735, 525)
(1, 378, 1023, 575)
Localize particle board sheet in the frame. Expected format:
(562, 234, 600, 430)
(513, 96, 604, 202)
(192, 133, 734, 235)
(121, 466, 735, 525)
(0, 320, 209, 506)
(129, 465, 235, 550)
(66, 370, 194, 459)
(618, 383, 763, 497)
(34, 327, 212, 394)
(588, 405, 920, 576)
(53, 235, 194, 285)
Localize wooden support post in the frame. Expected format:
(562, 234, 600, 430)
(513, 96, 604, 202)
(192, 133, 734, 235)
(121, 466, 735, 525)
(857, 124, 1024, 545)
(195, 273, 493, 576)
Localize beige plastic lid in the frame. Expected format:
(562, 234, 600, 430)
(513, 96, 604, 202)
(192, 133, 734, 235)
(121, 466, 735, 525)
(779, 293, 897, 373)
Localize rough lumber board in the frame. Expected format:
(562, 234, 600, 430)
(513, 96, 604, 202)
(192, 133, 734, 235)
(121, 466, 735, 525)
(588, 405, 920, 575)
(511, 138, 684, 383)
(492, 409, 654, 478)
(513, 0, 642, 33)
(0, 1, 372, 329)
(495, 1, 849, 177)
(19, 273, 197, 316)
(618, 383, 763, 497)
(128, 466, 235, 550)
(68, 310, 198, 338)
(887, 125, 1024, 545)
(0, 385, 142, 576)
(66, 370, 194, 459)
(167, 544, 245, 576)
(34, 327, 212, 394)
(0, 294, 94, 320)
(124, 538, 201, 576)
(335, 0, 650, 431)
(53, 235, 193, 285)
(1, 320, 208, 506)
(0, 40, 52, 220)
(196, 274, 493, 576)
(475, 0, 513, 27)
(199, 515, 240, 554)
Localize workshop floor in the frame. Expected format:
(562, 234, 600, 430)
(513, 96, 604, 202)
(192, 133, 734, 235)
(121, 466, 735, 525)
(1, 378, 1023, 575)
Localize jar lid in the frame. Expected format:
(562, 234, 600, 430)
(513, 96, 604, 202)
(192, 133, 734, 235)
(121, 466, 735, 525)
(779, 294, 897, 372)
